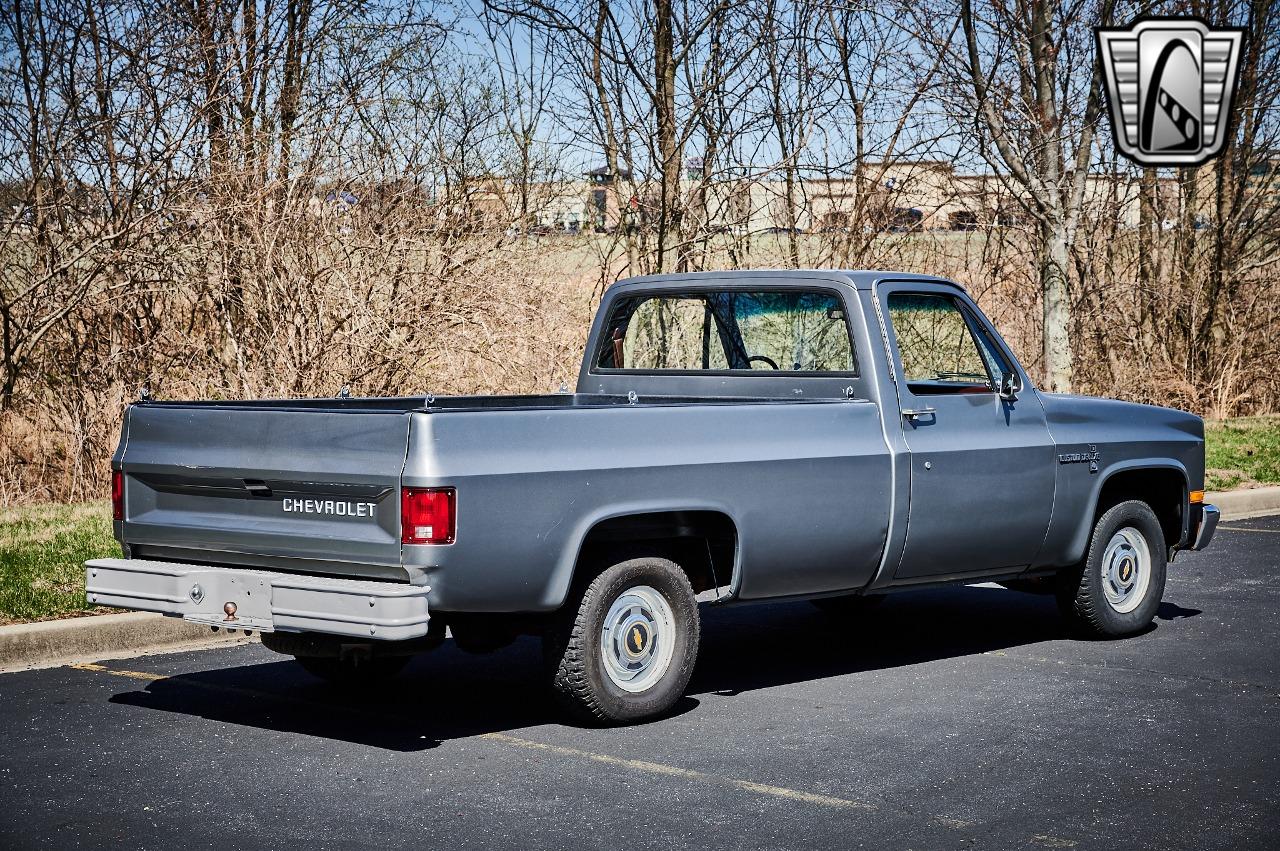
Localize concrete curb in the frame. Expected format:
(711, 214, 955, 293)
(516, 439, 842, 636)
(1206, 485, 1280, 521)
(0, 611, 253, 673)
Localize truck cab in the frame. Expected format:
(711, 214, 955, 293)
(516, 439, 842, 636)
(581, 271, 1213, 592)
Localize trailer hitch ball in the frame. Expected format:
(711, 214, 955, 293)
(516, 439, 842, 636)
(223, 601, 238, 621)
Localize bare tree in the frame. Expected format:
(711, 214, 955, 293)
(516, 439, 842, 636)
(3, 0, 1280, 505)
(481, 14, 565, 230)
(909, 0, 1114, 391)
(483, 0, 749, 273)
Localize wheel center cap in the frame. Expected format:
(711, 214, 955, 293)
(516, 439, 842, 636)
(624, 622, 650, 656)
(1119, 560, 1133, 582)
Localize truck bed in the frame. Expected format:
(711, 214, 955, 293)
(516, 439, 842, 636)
(137, 392, 811, 413)
(113, 392, 893, 610)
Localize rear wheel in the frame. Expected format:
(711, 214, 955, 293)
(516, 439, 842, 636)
(1057, 500, 1167, 638)
(544, 557, 699, 724)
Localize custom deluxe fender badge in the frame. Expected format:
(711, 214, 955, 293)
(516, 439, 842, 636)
(1058, 445, 1101, 473)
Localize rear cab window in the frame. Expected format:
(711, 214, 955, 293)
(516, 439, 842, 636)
(595, 290, 857, 375)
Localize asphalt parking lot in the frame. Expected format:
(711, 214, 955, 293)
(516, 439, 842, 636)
(2, 517, 1277, 851)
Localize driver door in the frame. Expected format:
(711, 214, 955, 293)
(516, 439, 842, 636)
(877, 281, 1055, 580)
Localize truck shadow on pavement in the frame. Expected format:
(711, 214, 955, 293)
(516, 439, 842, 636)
(106, 585, 1199, 751)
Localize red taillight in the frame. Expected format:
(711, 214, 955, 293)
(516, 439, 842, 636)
(111, 470, 124, 521)
(401, 487, 455, 544)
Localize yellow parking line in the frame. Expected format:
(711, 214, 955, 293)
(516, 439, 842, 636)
(1217, 526, 1280, 534)
(71, 662, 164, 681)
(68, 662, 879, 813)
(69, 663, 991, 827)
(71, 661, 345, 707)
(480, 732, 876, 811)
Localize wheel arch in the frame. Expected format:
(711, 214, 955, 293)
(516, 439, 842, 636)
(1065, 460, 1189, 564)
(543, 503, 740, 610)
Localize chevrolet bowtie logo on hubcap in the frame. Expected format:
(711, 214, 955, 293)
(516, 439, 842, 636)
(626, 624, 649, 656)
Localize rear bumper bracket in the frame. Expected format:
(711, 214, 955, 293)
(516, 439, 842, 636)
(85, 558, 431, 641)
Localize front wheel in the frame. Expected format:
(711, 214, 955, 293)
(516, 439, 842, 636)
(1056, 500, 1167, 638)
(544, 557, 699, 724)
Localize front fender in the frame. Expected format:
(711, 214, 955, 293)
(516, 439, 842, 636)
(1060, 459, 1188, 566)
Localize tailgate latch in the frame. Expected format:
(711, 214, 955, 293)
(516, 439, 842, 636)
(243, 479, 273, 498)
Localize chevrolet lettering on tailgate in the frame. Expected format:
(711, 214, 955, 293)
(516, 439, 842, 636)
(282, 498, 378, 517)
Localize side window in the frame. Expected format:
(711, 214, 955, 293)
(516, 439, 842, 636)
(595, 290, 856, 373)
(969, 318, 1013, 385)
(886, 292, 1009, 394)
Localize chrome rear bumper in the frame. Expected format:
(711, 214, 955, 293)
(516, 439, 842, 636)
(85, 558, 431, 641)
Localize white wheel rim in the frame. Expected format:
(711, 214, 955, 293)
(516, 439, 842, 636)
(600, 585, 677, 693)
(1101, 526, 1151, 614)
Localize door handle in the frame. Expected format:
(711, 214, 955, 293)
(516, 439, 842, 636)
(902, 407, 936, 421)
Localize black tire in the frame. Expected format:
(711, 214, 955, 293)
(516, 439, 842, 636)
(811, 593, 885, 616)
(294, 654, 409, 686)
(544, 557, 699, 725)
(1056, 500, 1167, 638)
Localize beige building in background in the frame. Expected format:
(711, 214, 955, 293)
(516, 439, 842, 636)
(471, 159, 1186, 236)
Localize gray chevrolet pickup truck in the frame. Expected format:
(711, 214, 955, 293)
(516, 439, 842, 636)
(87, 271, 1219, 723)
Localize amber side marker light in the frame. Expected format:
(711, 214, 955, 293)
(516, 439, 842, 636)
(1190, 490, 1205, 504)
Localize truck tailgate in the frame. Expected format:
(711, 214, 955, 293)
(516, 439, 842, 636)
(118, 404, 410, 579)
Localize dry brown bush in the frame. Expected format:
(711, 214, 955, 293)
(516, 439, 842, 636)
(3, 210, 602, 503)
(2, 0, 1276, 506)
(5, 214, 1279, 506)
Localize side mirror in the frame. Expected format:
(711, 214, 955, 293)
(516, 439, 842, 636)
(998, 370, 1019, 401)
